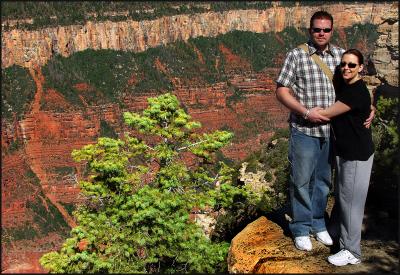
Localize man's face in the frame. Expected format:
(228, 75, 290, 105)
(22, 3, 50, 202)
(309, 18, 333, 50)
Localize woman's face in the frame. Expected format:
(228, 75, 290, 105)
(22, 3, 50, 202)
(340, 53, 363, 84)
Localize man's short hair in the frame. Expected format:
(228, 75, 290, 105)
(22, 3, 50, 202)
(310, 11, 333, 28)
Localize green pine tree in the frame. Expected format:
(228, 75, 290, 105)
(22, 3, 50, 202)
(40, 93, 252, 273)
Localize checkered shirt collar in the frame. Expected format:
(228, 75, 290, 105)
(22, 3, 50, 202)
(306, 40, 335, 57)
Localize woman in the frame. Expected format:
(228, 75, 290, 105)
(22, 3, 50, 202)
(316, 49, 375, 266)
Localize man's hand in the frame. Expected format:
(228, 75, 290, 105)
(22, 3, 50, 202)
(307, 107, 330, 123)
(364, 105, 376, 129)
(275, 86, 329, 124)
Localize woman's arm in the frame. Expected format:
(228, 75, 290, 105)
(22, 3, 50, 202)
(318, 101, 351, 118)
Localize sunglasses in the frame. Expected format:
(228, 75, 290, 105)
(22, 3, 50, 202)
(340, 62, 358, 69)
(312, 28, 332, 33)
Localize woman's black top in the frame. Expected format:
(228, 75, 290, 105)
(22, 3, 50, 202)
(331, 79, 375, 161)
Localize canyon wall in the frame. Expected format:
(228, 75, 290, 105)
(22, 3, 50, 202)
(1, 2, 398, 273)
(1, 2, 394, 69)
(371, 7, 399, 86)
(1, 62, 286, 273)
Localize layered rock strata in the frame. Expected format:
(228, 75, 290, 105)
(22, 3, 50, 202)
(2, 2, 394, 69)
(1, 2, 398, 273)
(1, 64, 287, 272)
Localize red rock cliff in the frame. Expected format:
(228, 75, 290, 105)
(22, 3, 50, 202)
(1, 2, 397, 273)
(1, 2, 393, 69)
(1, 60, 287, 273)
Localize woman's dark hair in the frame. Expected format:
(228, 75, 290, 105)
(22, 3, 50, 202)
(342, 48, 364, 65)
(310, 11, 333, 28)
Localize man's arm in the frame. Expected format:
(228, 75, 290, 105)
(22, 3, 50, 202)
(275, 84, 330, 123)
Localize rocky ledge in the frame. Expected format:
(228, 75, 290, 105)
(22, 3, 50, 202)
(227, 216, 335, 273)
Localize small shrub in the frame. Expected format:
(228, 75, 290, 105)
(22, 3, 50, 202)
(370, 95, 399, 218)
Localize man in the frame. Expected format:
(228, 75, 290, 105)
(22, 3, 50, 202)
(275, 11, 343, 251)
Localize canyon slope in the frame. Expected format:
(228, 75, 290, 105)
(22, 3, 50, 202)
(1, 2, 393, 69)
(1, 2, 398, 273)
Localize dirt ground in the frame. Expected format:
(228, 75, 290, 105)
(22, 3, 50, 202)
(266, 195, 399, 274)
(331, 202, 399, 274)
(314, 197, 398, 274)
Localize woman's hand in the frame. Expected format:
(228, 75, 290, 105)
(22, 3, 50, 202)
(364, 105, 376, 129)
(307, 107, 329, 123)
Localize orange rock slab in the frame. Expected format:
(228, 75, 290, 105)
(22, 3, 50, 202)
(227, 216, 335, 273)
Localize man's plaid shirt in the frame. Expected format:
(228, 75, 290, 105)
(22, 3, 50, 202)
(276, 41, 345, 137)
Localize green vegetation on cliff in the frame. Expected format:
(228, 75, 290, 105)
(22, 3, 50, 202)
(1, 65, 36, 120)
(4, 137, 24, 155)
(370, 96, 399, 218)
(220, 28, 307, 71)
(27, 194, 70, 237)
(211, 128, 290, 242)
(331, 23, 380, 52)
(41, 24, 373, 105)
(99, 119, 118, 139)
(241, 128, 290, 212)
(2, 22, 378, 120)
(42, 49, 139, 106)
(2, 1, 327, 31)
(3, 191, 70, 243)
(2, 223, 37, 243)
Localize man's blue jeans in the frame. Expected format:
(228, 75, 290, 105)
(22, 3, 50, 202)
(288, 126, 331, 237)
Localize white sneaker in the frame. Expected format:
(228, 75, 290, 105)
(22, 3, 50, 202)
(294, 236, 312, 251)
(328, 249, 361, 266)
(314, 230, 333, 246)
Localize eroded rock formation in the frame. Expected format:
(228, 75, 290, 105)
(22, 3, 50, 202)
(1, 63, 287, 272)
(371, 7, 398, 86)
(1, 2, 398, 273)
(227, 216, 335, 273)
(1, 2, 394, 69)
